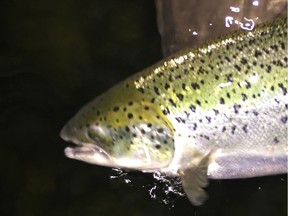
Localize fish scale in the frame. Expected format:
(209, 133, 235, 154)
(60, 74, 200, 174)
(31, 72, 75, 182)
(60, 17, 287, 205)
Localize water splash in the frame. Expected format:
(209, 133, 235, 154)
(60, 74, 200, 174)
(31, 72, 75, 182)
(110, 168, 132, 184)
(146, 171, 185, 207)
(109, 168, 185, 207)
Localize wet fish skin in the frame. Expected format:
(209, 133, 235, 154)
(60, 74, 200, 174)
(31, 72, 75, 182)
(60, 17, 288, 205)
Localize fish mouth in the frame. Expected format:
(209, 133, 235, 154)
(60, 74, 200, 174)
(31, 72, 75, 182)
(64, 143, 110, 159)
(64, 143, 115, 167)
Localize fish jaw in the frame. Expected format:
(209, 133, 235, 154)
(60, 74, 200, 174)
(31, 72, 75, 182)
(64, 144, 116, 167)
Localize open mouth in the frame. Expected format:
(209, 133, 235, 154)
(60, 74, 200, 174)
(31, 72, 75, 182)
(64, 143, 114, 166)
(64, 143, 109, 157)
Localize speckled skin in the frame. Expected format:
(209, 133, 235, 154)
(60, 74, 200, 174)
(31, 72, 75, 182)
(61, 17, 287, 179)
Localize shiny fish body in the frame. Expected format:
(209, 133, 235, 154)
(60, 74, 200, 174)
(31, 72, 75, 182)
(61, 17, 287, 205)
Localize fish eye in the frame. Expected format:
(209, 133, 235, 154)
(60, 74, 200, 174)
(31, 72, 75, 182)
(86, 125, 108, 143)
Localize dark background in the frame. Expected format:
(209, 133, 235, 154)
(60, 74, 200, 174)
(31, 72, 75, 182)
(0, 0, 286, 216)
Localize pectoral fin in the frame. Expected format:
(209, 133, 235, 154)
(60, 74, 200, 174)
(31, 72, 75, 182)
(178, 150, 214, 206)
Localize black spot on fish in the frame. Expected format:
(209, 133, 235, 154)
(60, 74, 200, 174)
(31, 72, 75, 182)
(162, 107, 170, 115)
(154, 86, 160, 95)
(200, 134, 210, 140)
(215, 75, 219, 80)
(205, 116, 211, 123)
(155, 144, 161, 149)
(253, 111, 259, 116)
(192, 123, 197, 131)
(231, 125, 236, 134)
(191, 82, 200, 90)
(169, 98, 177, 107)
(157, 72, 164, 77)
(182, 83, 186, 90)
(200, 80, 205, 85)
(226, 74, 233, 82)
(226, 92, 231, 99)
(125, 126, 130, 132)
(260, 63, 264, 68)
(127, 113, 133, 119)
(280, 42, 285, 50)
(244, 80, 251, 89)
(266, 65, 272, 73)
(254, 50, 262, 58)
(190, 105, 196, 112)
(113, 106, 119, 112)
(144, 106, 149, 110)
(241, 58, 248, 65)
(273, 137, 280, 143)
(225, 56, 230, 62)
(236, 46, 243, 52)
(213, 109, 219, 115)
(147, 123, 152, 128)
(157, 128, 164, 133)
(234, 64, 241, 72)
(138, 87, 144, 94)
(270, 44, 278, 51)
(222, 126, 226, 132)
(242, 124, 248, 133)
(278, 83, 287, 95)
(241, 93, 248, 101)
(196, 100, 201, 106)
(177, 93, 184, 101)
(128, 101, 133, 106)
(183, 69, 189, 74)
(219, 97, 225, 104)
(165, 83, 170, 90)
(280, 116, 287, 124)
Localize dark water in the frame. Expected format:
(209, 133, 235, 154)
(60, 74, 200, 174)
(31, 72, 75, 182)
(0, 1, 286, 216)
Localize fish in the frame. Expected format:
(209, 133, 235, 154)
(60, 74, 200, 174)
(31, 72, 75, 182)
(60, 17, 288, 205)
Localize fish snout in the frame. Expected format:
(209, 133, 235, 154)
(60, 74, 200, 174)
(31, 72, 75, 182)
(60, 122, 77, 143)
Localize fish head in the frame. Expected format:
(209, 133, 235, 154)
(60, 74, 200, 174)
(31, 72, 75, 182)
(60, 87, 175, 171)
